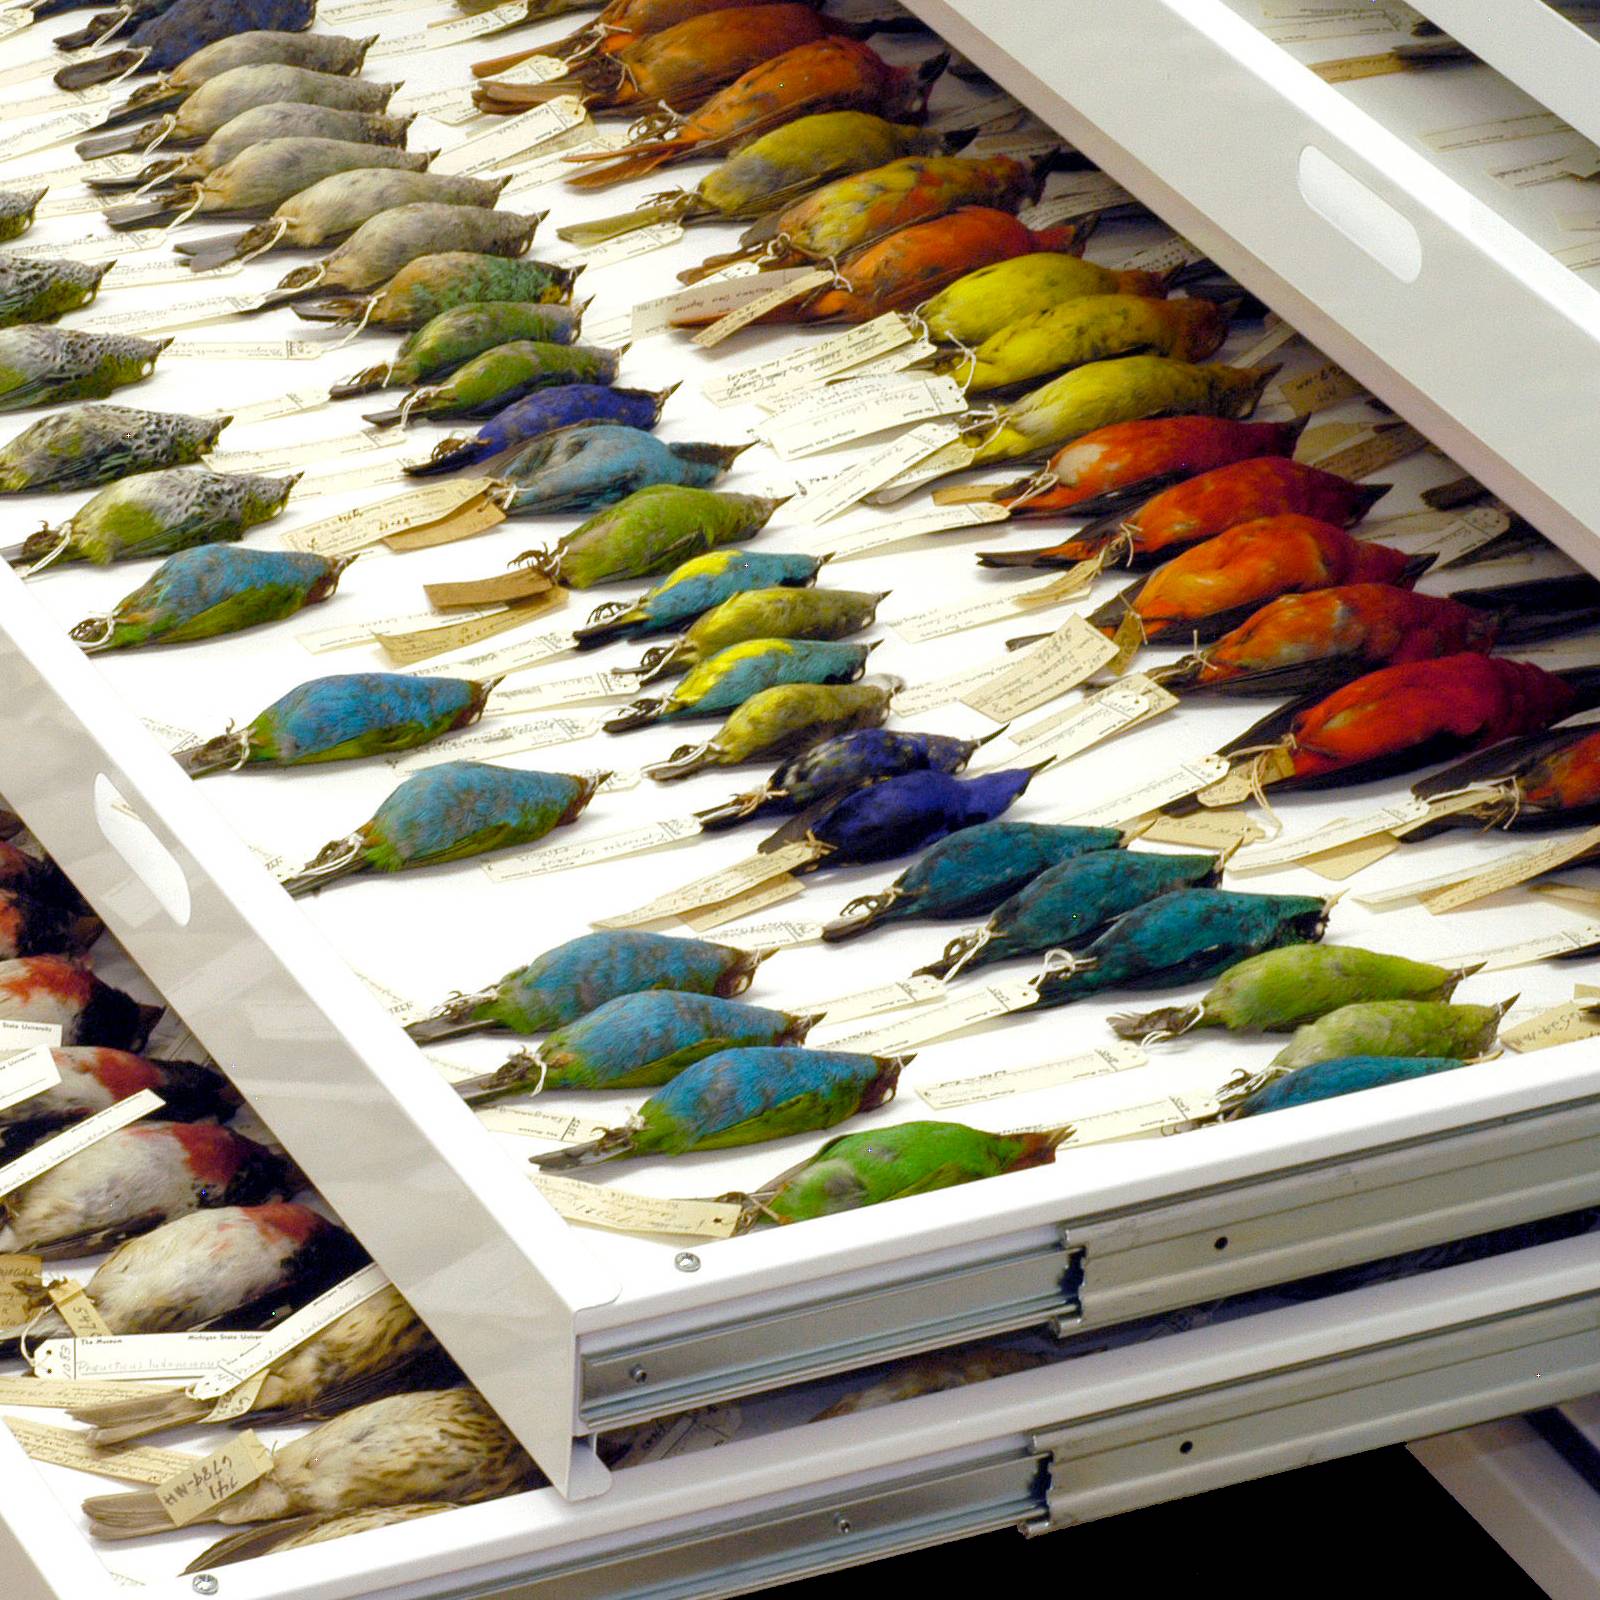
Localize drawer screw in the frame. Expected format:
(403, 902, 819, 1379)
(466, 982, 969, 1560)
(674, 1251, 701, 1273)
(628, 1364, 648, 1384)
(833, 1514, 852, 1535)
(192, 1578, 220, 1596)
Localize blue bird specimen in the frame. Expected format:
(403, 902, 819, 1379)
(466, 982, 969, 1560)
(825, 820, 1125, 943)
(57, 0, 315, 89)
(406, 930, 770, 1043)
(605, 639, 875, 732)
(762, 766, 1045, 871)
(280, 762, 603, 896)
(1032, 888, 1332, 1010)
(696, 726, 996, 831)
(455, 991, 820, 1102)
(922, 848, 1219, 978)
(498, 424, 752, 516)
(405, 384, 677, 477)
(176, 673, 497, 778)
(1228, 1054, 1469, 1118)
(531, 1046, 907, 1168)
(574, 549, 826, 650)
(70, 546, 350, 653)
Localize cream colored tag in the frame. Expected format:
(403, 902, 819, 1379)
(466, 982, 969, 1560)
(353, 969, 428, 1027)
(0, 1377, 183, 1408)
(189, 1267, 389, 1401)
(430, 97, 589, 176)
(99, 259, 244, 291)
(205, 1369, 269, 1423)
(73, 293, 270, 337)
(918, 1042, 1146, 1110)
(1000, 676, 1177, 767)
(1233, 796, 1439, 871)
(677, 872, 805, 931)
(0, 1089, 162, 1201)
(211, 427, 403, 474)
(838, 335, 938, 385)
(299, 606, 497, 654)
(370, 3, 528, 55)
(230, 388, 329, 427)
(964, 615, 1119, 722)
(1491, 145, 1600, 189)
(1453, 922, 1600, 973)
(8, 106, 111, 160)
(1276, 359, 1366, 415)
(0, 1255, 43, 1328)
(427, 569, 554, 609)
(612, 1403, 742, 1466)
(6, 1419, 200, 1486)
(382, 495, 510, 551)
(487, 669, 634, 712)
(1063, 1088, 1220, 1144)
(1386, 506, 1511, 569)
(1195, 746, 1297, 809)
(394, 715, 602, 773)
(892, 655, 1018, 717)
(705, 312, 914, 405)
(167, 338, 328, 361)
(795, 421, 964, 524)
(800, 975, 944, 1028)
(156, 1430, 275, 1526)
(377, 602, 555, 666)
(0, 1043, 59, 1115)
(1068, 754, 1233, 827)
(408, 629, 575, 680)
(530, 1173, 742, 1239)
(825, 980, 1040, 1054)
(141, 717, 201, 755)
(503, 128, 627, 195)
(1140, 810, 1266, 855)
(574, 221, 684, 269)
(1115, 236, 1206, 273)
(46, 1278, 111, 1337)
(1422, 824, 1600, 913)
(1312, 422, 1429, 481)
(1021, 173, 1137, 224)
(477, 1107, 611, 1144)
(281, 480, 502, 558)
(1310, 51, 1410, 81)
(762, 376, 966, 460)
(891, 567, 1095, 644)
(32, 1331, 260, 1383)
(689, 915, 820, 948)
(1502, 1001, 1600, 1054)
(1352, 863, 1483, 910)
(826, 500, 1009, 561)
(1425, 110, 1573, 151)
(693, 268, 834, 349)
(485, 816, 702, 882)
(1302, 833, 1402, 881)
(597, 842, 821, 927)
(629, 263, 789, 340)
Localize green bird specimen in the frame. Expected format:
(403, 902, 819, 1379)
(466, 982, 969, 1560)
(364, 340, 623, 427)
(70, 546, 349, 652)
(0, 257, 115, 328)
(748, 1119, 1069, 1224)
(0, 328, 171, 412)
(1268, 998, 1513, 1071)
(0, 190, 47, 242)
(0, 406, 231, 495)
(7, 466, 298, 574)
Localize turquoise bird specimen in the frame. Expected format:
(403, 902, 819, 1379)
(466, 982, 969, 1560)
(748, 1120, 1068, 1224)
(0, 190, 47, 243)
(0, 328, 171, 413)
(520, 486, 786, 589)
(176, 673, 498, 778)
(698, 727, 996, 830)
(406, 384, 676, 477)
(531, 1046, 907, 1168)
(280, 762, 603, 896)
(1229, 1055, 1470, 1118)
(0, 257, 115, 329)
(455, 991, 820, 1102)
(646, 680, 895, 781)
(605, 638, 876, 731)
(498, 426, 752, 517)
(765, 767, 1046, 873)
(922, 848, 1219, 978)
(825, 820, 1124, 943)
(7, 467, 299, 575)
(574, 549, 824, 649)
(70, 547, 350, 653)
(633, 586, 885, 681)
(0, 406, 231, 495)
(406, 930, 770, 1043)
(1032, 889, 1332, 1010)
(330, 302, 587, 400)
(363, 342, 625, 428)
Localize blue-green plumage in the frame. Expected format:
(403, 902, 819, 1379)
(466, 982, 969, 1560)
(500, 424, 750, 515)
(1231, 1054, 1468, 1117)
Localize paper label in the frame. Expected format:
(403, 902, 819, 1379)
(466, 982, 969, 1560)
(1491, 144, 1600, 189)
(1001, 676, 1176, 766)
(1453, 922, 1600, 973)
(1424, 109, 1571, 151)
(73, 293, 271, 337)
(394, 714, 601, 772)
(8, 106, 111, 160)
(503, 128, 628, 195)
(187, 1265, 390, 1401)
(530, 1173, 742, 1239)
(99, 258, 244, 291)
(918, 1042, 1147, 1109)
(794, 421, 964, 524)
(6, 1419, 199, 1487)
(206, 1369, 269, 1423)
(1233, 796, 1437, 871)
(0, 1041, 58, 1115)
(210, 427, 403, 474)
(1309, 51, 1410, 81)
(1502, 1001, 1600, 1054)
(1382, 505, 1511, 569)
(1063, 1089, 1220, 1144)
(370, 4, 528, 56)
(962, 614, 1118, 722)
(629, 264, 792, 340)
(229, 387, 329, 426)
(1140, 810, 1266, 855)
(824, 980, 1040, 1055)
(477, 1107, 612, 1145)
(281, 480, 502, 558)
(426, 569, 555, 609)
(299, 606, 495, 654)
(378, 602, 551, 666)
(381, 495, 509, 551)
(1277, 359, 1366, 415)
(1021, 173, 1138, 224)
(762, 376, 965, 459)
(353, 969, 427, 1027)
(1067, 755, 1233, 827)
(691, 916, 820, 949)
(156, 1430, 274, 1526)
(825, 499, 1009, 561)
(32, 1331, 261, 1383)
(0, 1377, 183, 1409)
(572, 221, 684, 269)
(1352, 863, 1486, 909)
(410, 628, 574, 680)
(612, 1403, 742, 1466)
(141, 717, 200, 755)
(484, 816, 701, 882)
(677, 872, 804, 931)
(704, 312, 913, 405)
(1312, 422, 1428, 480)
(892, 656, 1017, 717)
(1421, 824, 1600, 913)
(1195, 746, 1297, 808)
(11, 229, 163, 264)
(46, 1278, 110, 1337)
(489, 669, 634, 713)
(692, 269, 834, 349)
(430, 97, 589, 175)
(0, 1255, 43, 1327)
(1115, 236, 1206, 273)
(892, 567, 1096, 643)
(596, 842, 820, 928)
(167, 338, 329, 361)
(0, 1089, 162, 1200)
(835, 335, 938, 385)
(802, 975, 944, 1027)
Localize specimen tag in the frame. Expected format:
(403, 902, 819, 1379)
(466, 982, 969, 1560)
(188, 1265, 390, 1400)
(530, 1173, 742, 1239)
(1502, 1000, 1600, 1054)
(0, 1377, 184, 1409)
(1452, 922, 1600, 973)
(430, 97, 588, 175)
(156, 1431, 275, 1526)
(1312, 422, 1429, 480)
(692, 269, 833, 348)
(46, 1278, 110, 1337)
(1020, 173, 1138, 223)
(6, 1419, 200, 1487)
(823, 979, 1041, 1054)
(11, 229, 163, 263)
(489, 669, 635, 712)
(1115, 235, 1206, 273)
(1429, 109, 1586, 150)
(825, 500, 1009, 561)
(167, 338, 328, 361)
(427, 569, 554, 609)
(477, 1107, 611, 1145)
(503, 129, 628, 196)
(378, 602, 555, 665)
(571, 221, 684, 269)
(892, 653, 1019, 716)
(1276, 359, 1367, 415)
(1194, 746, 1297, 808)
(962, 614, 1118, 722)
(299, 606, 499, 654)
(211, 426, 403, 474)
(629, 264, 791, 340)
(695, 915, 820, 948)
(353, 969, 428, 1026)
(0, 1040, 59, 1115)
(484, 816, 702, 881)
(794, 421, 964, 524)
(1310, 51, 1414, 82)
(1067, 755, 1233, 827)
(1061, 1089, 1221, 1144)
(597, 842, 821, 927)
(677, 873, 804, 931)
(892, 567, 1096, 643)
(801, 975, 945, 1028)
(1140, 810, 1266, 855)
(611, 1403, 742, 1466)
(0, 1255, 42, 1327)
(1000, 676, 1177, 766)
(32, 1331, 261, 1383)
(73, 293, 273, 337)
(1351, 863, 1487, 910)
(0, 1089, 162, 1201)
(395, 715, 602, 772)
(1421, 824, 1600, 913)
(1378, 505, 1511, 569)
(100, 258, 244, 291)
(381, 494, 509, 551)
(760, 376, 965, 459)
(207, 1370, 269, 1423)
(370, 4, 529, 56)
(229, 387, 329, 426)
(918, 1042, 1147, 1110)
(282, 481, 502, 557)
(1231, 792, 1480, 871)
(706, 313, 916, 406)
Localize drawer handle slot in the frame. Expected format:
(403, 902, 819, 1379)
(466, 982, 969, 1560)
(93, 774, 191, 925)
(1297, 145, 1422, 282)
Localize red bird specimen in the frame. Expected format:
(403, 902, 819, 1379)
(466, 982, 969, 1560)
(1086, 516, 1427, 645)
(472, 4, 844, 114)
(1214, 655, 1597, 793)
(561, 39, 942, 190)
(0, 955, 162, 1049)
(978, 415, 1308, 520)
(1162, 574, 1600, 698)
(979, 456, 1391, 570)
(1410, 723, 1600, 832)
(0, 887, 101, 960)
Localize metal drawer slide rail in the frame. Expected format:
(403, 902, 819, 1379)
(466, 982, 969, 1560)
(583, 1097, 1600, 1430)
